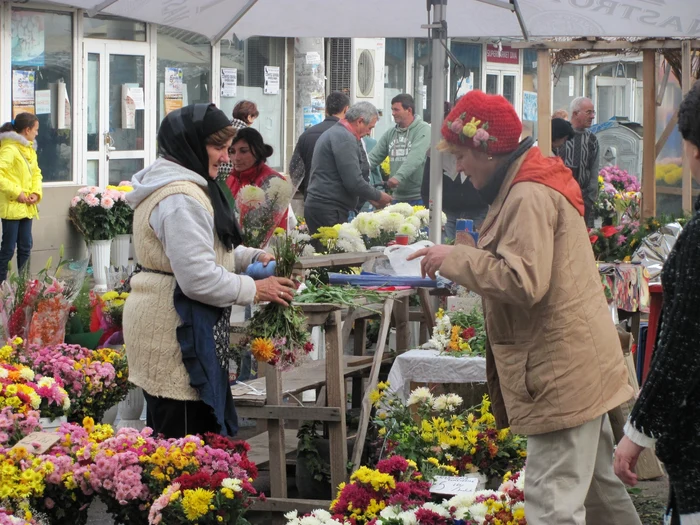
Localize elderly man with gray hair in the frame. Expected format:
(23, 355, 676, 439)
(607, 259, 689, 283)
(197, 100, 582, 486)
(304, 101, 392, 237)
(556, 96, 600, 227)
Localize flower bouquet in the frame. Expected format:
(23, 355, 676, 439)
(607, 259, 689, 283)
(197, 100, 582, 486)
(241, 232, 314, 370)
(423, 307, 486, 358)
(594, 166, 641, 226)
(0, 361, 70, 423)
(147, 471, 257, 524)
(329, 456, 431, 524)
(106, 183, 134, 236)
(0, 406, 41, 447)
(69, 186, 126, 243)
(234, 176, 295, 249)
(372, 387, 527, 483)
(91, 290, 129, 346)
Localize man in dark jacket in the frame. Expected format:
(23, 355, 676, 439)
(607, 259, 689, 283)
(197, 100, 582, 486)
(304, 102, 392, 238)
(290, 91, 350, 197)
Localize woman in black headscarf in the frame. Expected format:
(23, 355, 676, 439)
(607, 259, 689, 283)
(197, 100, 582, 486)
(123, 104, 296, 438)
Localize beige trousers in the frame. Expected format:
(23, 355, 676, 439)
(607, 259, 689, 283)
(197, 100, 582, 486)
(525, 414, 642, 525)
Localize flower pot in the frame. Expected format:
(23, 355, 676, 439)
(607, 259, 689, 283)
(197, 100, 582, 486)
(89, 239, 112, 292)
(116, 386, 146, 430)
(111, 234, 131, 268)
(101, 403, 118, 425)
(40, 416, 67, 431)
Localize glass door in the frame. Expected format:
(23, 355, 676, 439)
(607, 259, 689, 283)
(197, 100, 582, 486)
(485, 70, 520, 118)
(84, 41, 151, 187)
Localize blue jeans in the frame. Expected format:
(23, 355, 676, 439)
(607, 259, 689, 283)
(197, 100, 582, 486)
(0, 218, 33, 282)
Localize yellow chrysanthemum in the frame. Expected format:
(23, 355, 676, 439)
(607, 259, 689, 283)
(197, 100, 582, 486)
(250, 338, 276, 363)
(181, 488, 214, 521)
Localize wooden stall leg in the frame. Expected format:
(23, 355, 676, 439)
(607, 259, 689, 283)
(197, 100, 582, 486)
(351, 298, 395, 472)
(417, 288, 435, 346)
(325, 310, 348, 493)
(393, 295, 410, 353)
(352, 318, 367, 409)
(264, 362, 287, 498)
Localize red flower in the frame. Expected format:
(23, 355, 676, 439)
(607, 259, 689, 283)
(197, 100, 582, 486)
(600, 225, 619, 238)
(461, 327, 476, 340)
(589, 234, 599, 244)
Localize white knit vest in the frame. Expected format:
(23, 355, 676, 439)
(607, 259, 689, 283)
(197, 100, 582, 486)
(123, 181, 234, 401)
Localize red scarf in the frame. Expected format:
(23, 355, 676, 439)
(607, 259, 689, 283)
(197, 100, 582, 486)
(339, 119, 362, 140)
(512, 147, 585, 216)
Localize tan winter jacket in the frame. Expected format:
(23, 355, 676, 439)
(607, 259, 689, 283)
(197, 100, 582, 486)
(440, 147, 633, 435)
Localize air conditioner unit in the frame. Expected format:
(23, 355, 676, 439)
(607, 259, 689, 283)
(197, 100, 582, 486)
(350, 38, 385, 108)
(355, 48, 375, 98)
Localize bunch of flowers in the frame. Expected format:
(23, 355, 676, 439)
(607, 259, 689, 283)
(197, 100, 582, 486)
(0, 507, 47, 525)
(240, 231, 313, 370)
(69, 186, 129, 242)
(234, 177, 295, 249)
(312, 224, 368, 254)
(373, 387, 527, 483)
(0, 446, 54, 509)
(0, 251, 88, 343)
(446, 114, 498, 151)
(147, 471, 257, 524)
(106, 182, 134, 235)
(0, 406, 41, 447)
(656, 159, 683, 186)
(329, 456, 431, 524)
(285, 509, 351, 525)
(588, 221, 642, 262)
(10, 340, 130, 423)
(380, 157, 391, 179)
(594, 166, 641, 226)
(269, 225, 315, 258)
(90, 289, 129, 346)
(424, 308, 486, 358)
(0, 361, 69, 420)
(86, 429, 258, 524)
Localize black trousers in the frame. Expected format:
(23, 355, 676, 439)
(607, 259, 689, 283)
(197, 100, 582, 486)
(143, 390, 219, 439)
(304, 202, 350, 251)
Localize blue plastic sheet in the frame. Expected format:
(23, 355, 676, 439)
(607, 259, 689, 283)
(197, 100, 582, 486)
(328, 272, 439, 288)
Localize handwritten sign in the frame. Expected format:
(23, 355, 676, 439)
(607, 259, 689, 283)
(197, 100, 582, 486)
(12, 431, 60, 454)
(429, 476, 480, 496)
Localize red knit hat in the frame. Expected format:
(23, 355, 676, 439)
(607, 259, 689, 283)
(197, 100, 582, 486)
(442, 90, 522, 155)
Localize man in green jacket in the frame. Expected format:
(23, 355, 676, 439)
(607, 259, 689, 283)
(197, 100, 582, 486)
(368, 94, 431, 205)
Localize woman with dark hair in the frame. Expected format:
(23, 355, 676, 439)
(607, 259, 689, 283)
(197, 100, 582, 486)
(124, 104, 295, 438)
(231, 100, 259, 130)
(226, 127, 288, 232)
(0, 112, 41, 281)
(614, 80, 700, 525)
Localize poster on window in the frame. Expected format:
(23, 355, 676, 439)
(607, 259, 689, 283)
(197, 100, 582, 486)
(11, 12, 45, 67)
(523, 91, 538, 122)
(221, 68, 237, 98)
(264, 66, 280, 95)
(164, 67, 184, 115)
(12, 70, 35, 117)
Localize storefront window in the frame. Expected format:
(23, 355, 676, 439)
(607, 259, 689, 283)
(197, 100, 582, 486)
(376, 39, 407, 138)
(11, 9, 73, 182)
(450, 41, 482, 101)
(413, 39, 432, 123)
(219, 37, 286, 171)
(84, 16, 146, 41)
(157, 27, 211, 128)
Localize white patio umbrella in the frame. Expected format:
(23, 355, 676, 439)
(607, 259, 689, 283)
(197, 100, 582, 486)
(45, 0, 700, 240)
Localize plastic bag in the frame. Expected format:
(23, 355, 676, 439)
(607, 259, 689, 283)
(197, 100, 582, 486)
(377, 240, 434, 276)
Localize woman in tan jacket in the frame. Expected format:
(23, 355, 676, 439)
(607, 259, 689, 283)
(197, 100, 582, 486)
(409, 91, 640, 525)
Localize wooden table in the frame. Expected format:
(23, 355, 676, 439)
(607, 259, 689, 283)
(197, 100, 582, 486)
(234, 286, 436, 514)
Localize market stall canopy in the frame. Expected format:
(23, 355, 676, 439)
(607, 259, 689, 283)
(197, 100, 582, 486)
(44, 0, 700, 43)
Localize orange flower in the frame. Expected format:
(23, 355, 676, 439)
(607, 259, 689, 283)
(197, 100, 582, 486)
(250, 338, 276, 363)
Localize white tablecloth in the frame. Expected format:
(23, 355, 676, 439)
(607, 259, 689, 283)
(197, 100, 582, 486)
(387, 349, 487, 402)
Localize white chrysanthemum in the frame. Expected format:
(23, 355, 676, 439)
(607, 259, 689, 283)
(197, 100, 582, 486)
(381, 212, 405, 233)
(415, 209, 430, 227)
(300, 516, 321, 525)
(267, 177, 294, 206)
(432, 394, 448, 412)
(407, 386, 434, 406)
(238, 185, 266, 208)
(379, 506, 401, 519)
(351, 212, 371, 232)
(515, 469, 525, 490)
(446, 393, 463, 408)
(338, 223, 362, 238)
(397, 222, 418, 242)
(421, 502, 450, 518)
(0, 368, 8, 379)
(284, 510, 299, 521)
(222, 478, 243, 491)
(19, 367, 34, 381)
(386, 202, 414, 217)
(405, 215, 422, 229)
(302, 244, 316, 257)
(38, 377, 56, 388)
(398, 510, 418, 525)
(29, 393, 41, 409)
(295, 232, 311, 243)
(62, 396, 71, 410)
(311, 510, 332, 522)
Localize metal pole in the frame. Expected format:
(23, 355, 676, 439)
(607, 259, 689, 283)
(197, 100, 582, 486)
(428, 0, 447, 244)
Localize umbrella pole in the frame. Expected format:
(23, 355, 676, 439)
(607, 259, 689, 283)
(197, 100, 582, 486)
(427, 0, 447, 244)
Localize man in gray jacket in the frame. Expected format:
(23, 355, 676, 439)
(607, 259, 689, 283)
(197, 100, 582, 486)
(305, 102, 392, 236)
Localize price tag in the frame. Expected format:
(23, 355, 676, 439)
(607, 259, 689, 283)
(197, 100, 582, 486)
(429, 476, 480, 496)
(11, 432, 61, 454)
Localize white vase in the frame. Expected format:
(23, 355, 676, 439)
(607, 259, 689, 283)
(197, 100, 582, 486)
(90, 239, 112, 292)
(39, 416, 67, 432)
(111, 234, 131, 268)
(116, 387, 146, 430)
(101, 404, 119, 426)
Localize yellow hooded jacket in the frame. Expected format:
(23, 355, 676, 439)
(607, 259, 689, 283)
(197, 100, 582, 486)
(0, 131, 42, 220)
